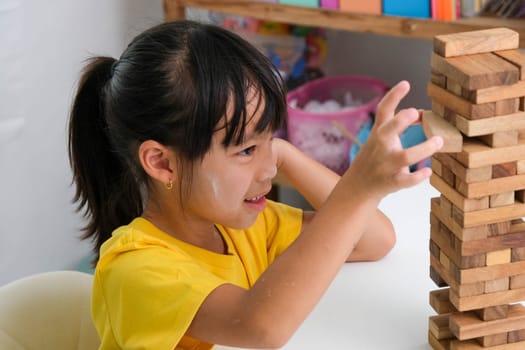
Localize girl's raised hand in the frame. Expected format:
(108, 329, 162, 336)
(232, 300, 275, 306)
(343, 80, 443, 202)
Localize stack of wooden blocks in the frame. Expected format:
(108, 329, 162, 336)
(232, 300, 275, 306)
(424, 27, 525, 349)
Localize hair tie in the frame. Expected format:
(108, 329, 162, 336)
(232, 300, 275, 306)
(110, 60, 118, 76)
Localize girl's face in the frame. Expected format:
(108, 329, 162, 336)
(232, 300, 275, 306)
(184, 93, 277, 229)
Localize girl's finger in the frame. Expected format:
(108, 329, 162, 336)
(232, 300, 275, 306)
(374, 81, 411, 127)
(397, 136, 443, 168)
(380, 107, 420, 137)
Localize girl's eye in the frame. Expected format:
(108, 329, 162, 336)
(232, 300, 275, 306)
(239, 145, 256, 156)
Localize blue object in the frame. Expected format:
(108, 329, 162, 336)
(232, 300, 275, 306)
(279, 0, 319, 7)
(382, 0, 431, 18)
(349, 120, 430, 172)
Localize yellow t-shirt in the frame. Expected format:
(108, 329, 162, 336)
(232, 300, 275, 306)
(92, 200, 303, 350)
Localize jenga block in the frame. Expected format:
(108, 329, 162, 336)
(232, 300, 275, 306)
(508, 329, 525, 343)
(432, 157, 444, 176)
(478, 332, 508, 347)
(517, 160, 525, 174)
(430, 255, 484, 298)
(431, 52, 519, 90)
(433, 28, 519, 58)
(450, 286, 525, 311)
(431, 223, 486, 268)
(490, 192, 515, 208)
(486, 249, 512, 265)
(495, 49, 525, 79)
(456, 230, 525, 257)
(422, 111, 463, 152)
(433, 154, 492, 183)
(447, 79, 463, 95)
(431, 264, 449, 288)
(488, 221, 513, 236)
(432, 71, 448, 88)
(430, 174, 489, 211)
(431, 197, 490, 241)
(458, 202, 525, 228)
(433, 101, 447, 117)
(484, 277, 509, 293)
(510, 274, 525, 289)
(429, 331, 451, 350)
(428, 83, 518, 119)
(454, 138, 525, 168)
(457, 260, 525, 284)
(455, 112, 525, 137)
(430, 288, 457, 314)
(480, 130, 519, 148)
(449, 304, 525, 340)
(511, 247, 525, 262)
(430, 314, 455, 340)
(454, 174, 525, 198)
(493, 162, 518, 178)
(475, 305, 509, 321)
(463, 80, 525, 104)
(451, 339, 525, 350)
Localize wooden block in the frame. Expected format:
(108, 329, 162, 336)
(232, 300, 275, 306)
(447, 79, 463, 96)
(449, 304, 525, 340)
(454, 174, 525, 199)
(508, 329, 525, 343)
(450, 286, 525, 311)
(428, 83, 518, 120)
(433, 101, 446, 117)
(430, 174, 489, 211)
(433, 154, 492, 183)
(464, 80, 525, 104)
(455, 112, 525, 137)
(432, 157, 444, 176)
(431, 197, 489, 241)
(510, 274, 525, 289)
(429, 331, 452, 350)
(454, 138, 525, 168)
(511, 247, 525, 262)
(457, 260, 525, 284)
(451, 339, 525, 349)
(475, 305, 509, 321)
(495, 49, 525, 80)
(490, 192, 515, 208)
(443, 165, 456, 186)
(517, 160, 525, 174)
(431, 264, 449, 288)
(477, 332, 508, 347)
(430, 288, 457, 314)
(432, 71, 448, 88)
(430, 255, 484, 298)
(488, 221, 513, 236)
(486, 249, 512, 265)
(457, 230, 525, 257)
(484, 277, 509, 293)
(431, 52, 519, 90)
(493, 162, 518, 178)
(433, 28, 519, 58)
(480, 130, 519, 148)
(430, 314, 455, 340)
(459, 202, 525, 228)
(423, 110, 463, 152)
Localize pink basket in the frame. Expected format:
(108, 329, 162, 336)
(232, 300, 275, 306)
(286, 76, 387, 174)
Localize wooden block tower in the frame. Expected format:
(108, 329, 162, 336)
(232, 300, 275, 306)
(425, 28, 525, 350)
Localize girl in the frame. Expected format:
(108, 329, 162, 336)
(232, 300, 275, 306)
(68, 20, 442, 349)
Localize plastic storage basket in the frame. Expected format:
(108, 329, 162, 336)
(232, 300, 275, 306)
(286, 76, 387, 174)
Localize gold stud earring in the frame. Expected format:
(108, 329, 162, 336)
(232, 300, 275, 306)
(165, 179, 173, 190)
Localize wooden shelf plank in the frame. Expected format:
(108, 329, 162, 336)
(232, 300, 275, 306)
(165, 0, 525, 47)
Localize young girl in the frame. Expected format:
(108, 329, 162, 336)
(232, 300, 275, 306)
(68, 20, 442, 349)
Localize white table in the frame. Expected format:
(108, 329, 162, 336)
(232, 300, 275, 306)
(217, 180, 440, 350)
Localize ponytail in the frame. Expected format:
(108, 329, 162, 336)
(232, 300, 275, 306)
(68, 57, 142, 264)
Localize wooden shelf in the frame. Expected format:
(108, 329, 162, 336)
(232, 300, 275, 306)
(164, 0, 525, 47)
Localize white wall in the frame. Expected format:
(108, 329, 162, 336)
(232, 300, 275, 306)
(0, 0, 164, 285)
(0, 3, 432, 285)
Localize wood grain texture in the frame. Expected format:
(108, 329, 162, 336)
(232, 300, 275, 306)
(434, 28, 519, 57)
(455, 111, 525, 137)
(495, 49, 525, 79)
(422, 110, 463, 152)
(454, 138, 525, 168)
(464, 80, 525, 104)
(431, 53, 519, 90)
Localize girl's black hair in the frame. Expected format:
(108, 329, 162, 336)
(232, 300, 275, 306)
(68, 20, 287, 262)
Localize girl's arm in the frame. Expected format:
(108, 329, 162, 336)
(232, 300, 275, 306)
(186, 81, 443, 348)
(274, 137, 396, 261)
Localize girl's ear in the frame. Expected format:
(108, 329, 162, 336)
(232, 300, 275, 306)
(138, 140, 176, 185)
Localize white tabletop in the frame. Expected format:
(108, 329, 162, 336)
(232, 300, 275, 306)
(217, 180, 440, 350)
